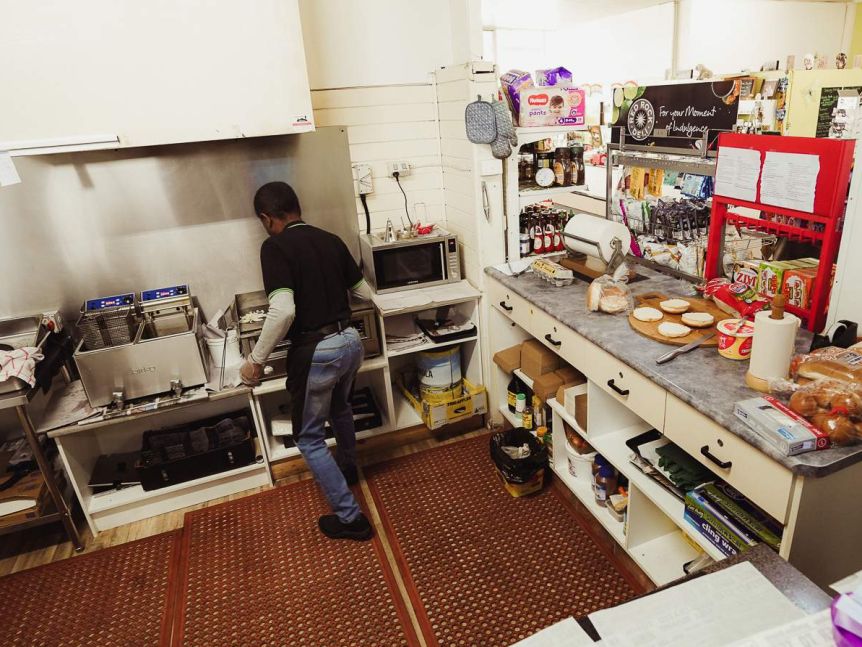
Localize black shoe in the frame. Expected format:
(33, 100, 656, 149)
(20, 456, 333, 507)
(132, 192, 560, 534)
(318, 513, 373, 541)
(341, 464, 359, 486)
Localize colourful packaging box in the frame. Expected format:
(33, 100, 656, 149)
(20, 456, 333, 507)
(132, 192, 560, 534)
(734, 396, 831, 455)
(732, 260, 760, 291)
(757, 260, 791, 298)
(782, 267, 817, 309)
(519, 87, 586, 127)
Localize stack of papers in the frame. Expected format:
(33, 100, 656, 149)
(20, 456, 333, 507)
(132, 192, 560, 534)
(510, 617, 593, 646)
(372, 281, 480, 314)
(588, 563, 804, 647)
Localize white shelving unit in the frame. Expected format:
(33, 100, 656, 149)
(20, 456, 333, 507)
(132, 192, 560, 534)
(491, 313, 730, 586)
(386, 334, 478, 359)
(50, 283, 485, 536)
(504, 125, 592, 262)
(51, 389, 272, 534)
(252, 284, 485, 468)
(548, 380, 727, 584)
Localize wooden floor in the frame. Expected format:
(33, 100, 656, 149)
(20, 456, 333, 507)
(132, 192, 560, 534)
(0, 421, 651, 596)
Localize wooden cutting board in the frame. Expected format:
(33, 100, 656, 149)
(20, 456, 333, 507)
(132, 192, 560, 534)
(627, 291, 726, 346)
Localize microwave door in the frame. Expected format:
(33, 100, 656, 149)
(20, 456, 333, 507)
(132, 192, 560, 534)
(374, 244, 444, 291)
(440, 244, 448, 280)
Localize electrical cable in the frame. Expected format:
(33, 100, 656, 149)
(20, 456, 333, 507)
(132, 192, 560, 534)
(393, 172, 413, 226)
(360, 192, 371, 235)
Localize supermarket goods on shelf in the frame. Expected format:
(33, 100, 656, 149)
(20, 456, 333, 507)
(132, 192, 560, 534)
(517, 204, 570, 258)
(608, 149, 778, 282)
(517, 136, 587, 193)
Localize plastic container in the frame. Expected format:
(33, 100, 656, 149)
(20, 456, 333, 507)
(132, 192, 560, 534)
(566, 442, 596, 483)
(418, 346, 462, 403)
(594, 464, 618, 505)
(206, 330, 241, 368)
(716, 318, 756, 360)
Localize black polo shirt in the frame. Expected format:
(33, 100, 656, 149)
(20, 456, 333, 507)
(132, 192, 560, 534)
(260, 221, 362, 339)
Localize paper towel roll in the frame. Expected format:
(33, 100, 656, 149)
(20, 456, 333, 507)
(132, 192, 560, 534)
(748, 309, 801, 381)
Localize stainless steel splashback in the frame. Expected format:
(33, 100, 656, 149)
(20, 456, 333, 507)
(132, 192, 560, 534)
(0, 128, 358, 321)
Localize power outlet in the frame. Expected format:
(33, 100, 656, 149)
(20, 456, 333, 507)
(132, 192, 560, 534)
(353, 164, 373, 195)
(389, 161, 411, 177)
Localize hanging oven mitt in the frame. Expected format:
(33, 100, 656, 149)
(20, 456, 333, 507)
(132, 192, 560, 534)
(492, 97, 518, 146)
(490, 97, 517, 159)
(464, 95, 497, 144)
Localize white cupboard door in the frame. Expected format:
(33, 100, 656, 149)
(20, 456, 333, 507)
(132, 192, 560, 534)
(0, 0, 314, 149)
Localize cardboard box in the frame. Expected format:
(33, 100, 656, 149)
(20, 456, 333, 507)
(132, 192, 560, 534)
(782, 267, 817, 309)
(555, 365, 585, 386)
(520, 340, 560, 381)
(734, 396, 830, 455)
(533, 372, 564, 402)
(493, 345, 522, 375)
(519, 87, 586, 127)
(732, 260, 760, 291)
(397, 376, 487, 431)
(757, 260, 791, 298)
(557, 383, 588, 432)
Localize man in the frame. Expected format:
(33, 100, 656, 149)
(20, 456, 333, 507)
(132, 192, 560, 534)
(240, 181, 373, 541)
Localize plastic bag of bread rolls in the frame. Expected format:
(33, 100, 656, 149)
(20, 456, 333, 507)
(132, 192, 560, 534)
(785, 378, 862, 446)
(586, 275, 633, 315)
(790, 346, 862, 384)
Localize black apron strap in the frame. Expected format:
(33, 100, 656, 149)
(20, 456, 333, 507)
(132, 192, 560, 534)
(286, 332, 326, 442)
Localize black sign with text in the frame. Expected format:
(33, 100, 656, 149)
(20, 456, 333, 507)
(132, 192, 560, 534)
(610, 80, 740, 150)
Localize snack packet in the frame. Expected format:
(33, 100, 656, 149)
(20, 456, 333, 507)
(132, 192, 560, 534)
(535, 66, 573, 87)
(702, 279, 769, 319)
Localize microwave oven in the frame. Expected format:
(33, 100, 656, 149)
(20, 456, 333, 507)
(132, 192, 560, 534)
(359, 229, 461, 294)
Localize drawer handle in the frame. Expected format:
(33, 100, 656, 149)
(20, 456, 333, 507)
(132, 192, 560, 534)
(544, 333, 561, 347)
(499, 301, 513, 312)
(700, 445, 732, 470)
(607, 379, 629, 397)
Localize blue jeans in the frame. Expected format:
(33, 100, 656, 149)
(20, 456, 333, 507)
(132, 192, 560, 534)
(296, 327, 364, 523)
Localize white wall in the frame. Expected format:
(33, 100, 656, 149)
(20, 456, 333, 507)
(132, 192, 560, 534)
(483, 2, 675, 87)
(552, 3, 675, 86)
(299, 0, 457, 89)
(312, 86, 446, 233)
(677, 0, 851, 74)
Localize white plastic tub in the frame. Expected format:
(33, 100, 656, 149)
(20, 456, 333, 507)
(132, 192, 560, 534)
(566, 442, 596, 483)
(206, 330, 241, 368)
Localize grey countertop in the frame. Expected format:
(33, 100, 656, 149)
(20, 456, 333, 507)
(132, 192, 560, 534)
(486, 265, 862, 477)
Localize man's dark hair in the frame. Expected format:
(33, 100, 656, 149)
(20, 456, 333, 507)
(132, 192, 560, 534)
(253, 181, 302, 219)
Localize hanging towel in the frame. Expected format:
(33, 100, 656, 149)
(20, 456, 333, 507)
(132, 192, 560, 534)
(0, 347, 45, 388)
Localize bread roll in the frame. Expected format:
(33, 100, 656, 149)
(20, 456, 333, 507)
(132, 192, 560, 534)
(814, 413, 857, 446)
(797, 359, 862, 383)
(789, 390, 819, 418)
(586, 281, 602, 312)
(632, 307, 663, 322)
(660, 298, 691, 314)
(658, 322, 691, 338)
(600, 295, 629, 314)
(681, 312, 714, 328)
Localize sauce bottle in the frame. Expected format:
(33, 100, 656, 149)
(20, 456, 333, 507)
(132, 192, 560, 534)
(507, 375, 521, 412)
(522, 406, 533, 431)
(594, 465, 618, 506)
(533, 217, 545, 254)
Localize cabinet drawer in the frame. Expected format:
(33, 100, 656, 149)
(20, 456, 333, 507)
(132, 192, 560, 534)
(528, 305, 591, 370)
(664, 394, 794, 523)
(585, 345, 667, 432)
(487, 279, 532, 330)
